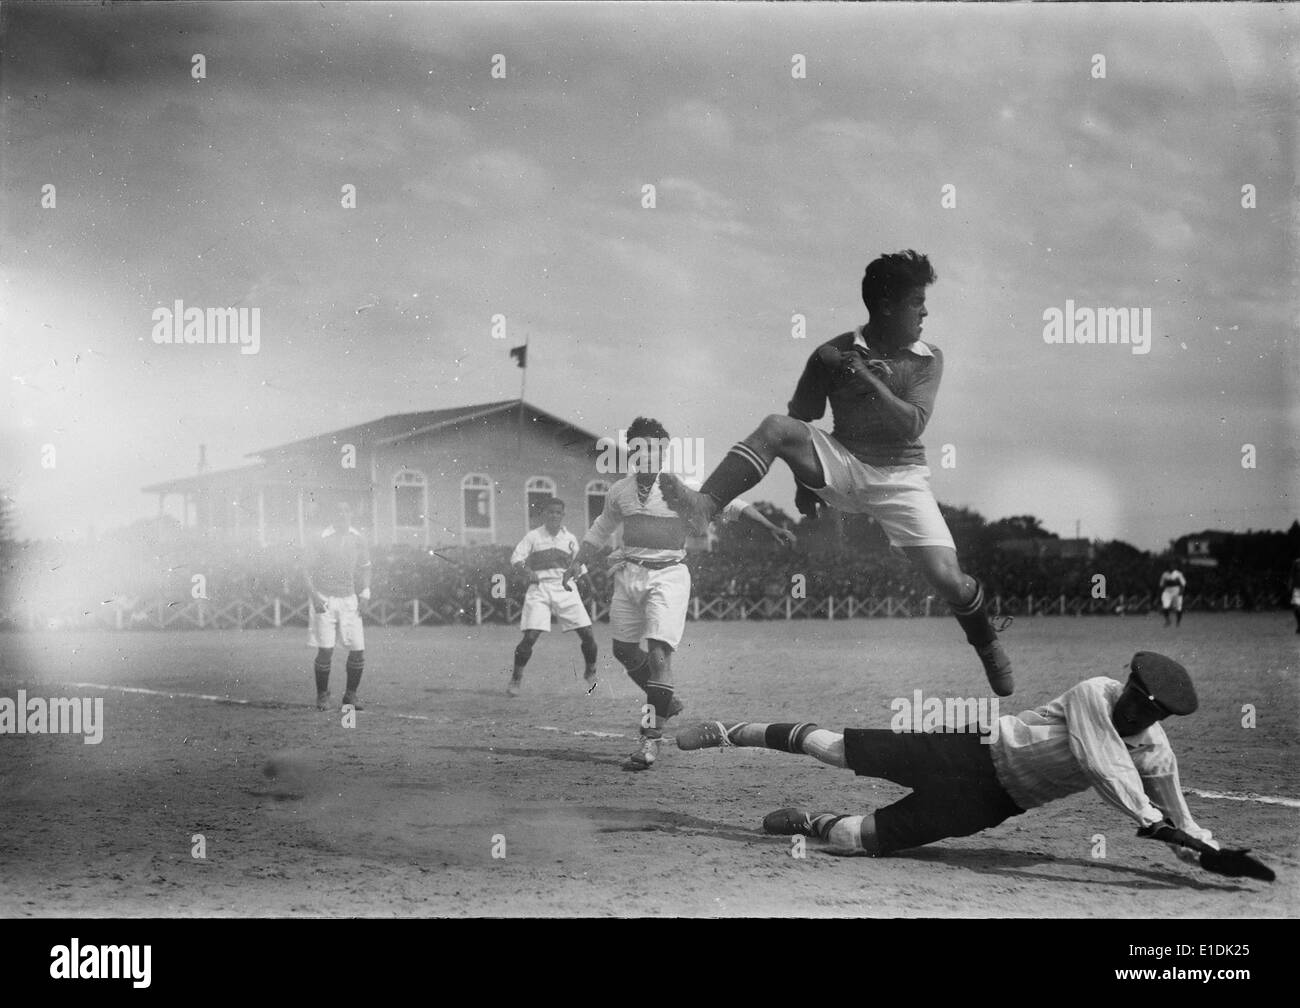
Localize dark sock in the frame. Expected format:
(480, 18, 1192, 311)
(645, 680, 676, 723)
(345, 651, 364, 692)
(699, 441, 772, 510)
(622, 651, 651, 689)
(951, 580, 996, 648)
(314, 648, 333, 693)
(763, 722, 818, 754)
(514, 638, 535, 676)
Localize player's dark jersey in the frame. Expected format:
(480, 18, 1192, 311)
(787, 327, 944, 467)
(307, 526, 371, 596)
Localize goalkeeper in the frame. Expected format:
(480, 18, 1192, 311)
(676, 651, 1275, 882)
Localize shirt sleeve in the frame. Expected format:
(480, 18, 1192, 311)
(584, 488, 623, 547)
(1059, 678, 1166, 829)
(1133, 725, 1215, 847)
(510, 533, 531, 566)
(888, 346, 944, 442)
(787, 348, 830, 421)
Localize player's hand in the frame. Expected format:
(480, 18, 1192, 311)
(795, 482, 823, 519)
(768, 526, 796, 549)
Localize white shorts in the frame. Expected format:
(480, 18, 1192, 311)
(609, 562, 691, 651)
(520, 580, 592, 633)
(1161, 588, 1184, 611)
(802, 423, 956, 550)
(308, 594, 365, 650)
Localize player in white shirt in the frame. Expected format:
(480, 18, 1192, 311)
(675, 651, 1275, 882)
(507, 498, 597, 697)
(1159, 563, 1187, 627)
(568, 417, 795, 771)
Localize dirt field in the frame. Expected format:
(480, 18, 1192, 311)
(1, 613, 1296, 917)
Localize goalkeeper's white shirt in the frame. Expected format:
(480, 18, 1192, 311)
(989, 677, 1213, 846)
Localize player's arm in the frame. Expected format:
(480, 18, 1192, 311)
(511, 535, 539, 584)
(1134, 731, 1217, 864)
(357, 534, 372, 600)
(1059, 679, 1168, 830)
(737, 502, 796, 548)
(850, 346, 944, 441)
(787, 348, 830, 423)
(569, 494, 622, 576)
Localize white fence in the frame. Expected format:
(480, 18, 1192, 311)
(0, 590, 1279, 632)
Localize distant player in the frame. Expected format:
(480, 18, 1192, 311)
(304, 499, 371, 711)
(568, 416, 795, 772)
(675, 652, 1274, 882)
(1290, 556, 1300, 634)
(1159, 561, 1187, 627)
(507, 497, 598, 697)
(659, 251, 1013, 695)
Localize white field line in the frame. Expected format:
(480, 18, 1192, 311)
(60, 681, 619, 739)
(42, 683, 1300, 800)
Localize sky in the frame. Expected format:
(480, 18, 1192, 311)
(1, 1, 1296, 551)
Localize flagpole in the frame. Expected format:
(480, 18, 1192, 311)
(517, 332, 528, 457)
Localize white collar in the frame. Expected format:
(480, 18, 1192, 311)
(855, 325, 933, 357)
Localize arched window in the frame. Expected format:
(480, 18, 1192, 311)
(461, 474, 494, 536)
(393, 469, 428, 529)
(525, 476, 558, 530)
(585, 479, 611, 528)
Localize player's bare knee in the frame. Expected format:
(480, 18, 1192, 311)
(611, 640, 642, 667)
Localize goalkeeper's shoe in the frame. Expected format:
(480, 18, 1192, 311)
(656, 474, 717, 537)
(676, 721, 737, 751)
(341, 691, 364, 711)
(622, 733, 661, 772)
(975, 640, 1015, 697)
(762, 808, 815, 837)
(315, 691, 332, 711)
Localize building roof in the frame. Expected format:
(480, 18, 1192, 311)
(249, 399, 602, 457)
(144, 400, 605, 495)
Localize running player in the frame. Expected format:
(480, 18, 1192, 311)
(659, 250, 1013, 695)
(507, 497, 598, 697)
(304, 499, 371, 711)
(568, 416, 795, 771)
(1159, 561, 1187, 627)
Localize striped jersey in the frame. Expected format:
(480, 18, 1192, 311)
(788, 326, 943, 467)
(584, 474, 748, 565)
(511, 526, 582, 582)
(989, 677, 1213, 843)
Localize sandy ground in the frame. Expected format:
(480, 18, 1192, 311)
(1, 613, 1296, 917)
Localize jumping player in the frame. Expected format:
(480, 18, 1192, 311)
(659, 251, 1014, 695)
(568, 416, 795, 771)
(304, 499, 371, 711)
(1159, 561, 1187, 627)
(507, 497, 598, 697)
(675, 652, 1275, 882)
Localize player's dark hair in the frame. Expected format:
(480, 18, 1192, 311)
(861, 250, 937, 313)
(543, 497, 565, 511)
(626, 416, 670, 442)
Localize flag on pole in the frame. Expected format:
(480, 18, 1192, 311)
(509, 344, 527, 368)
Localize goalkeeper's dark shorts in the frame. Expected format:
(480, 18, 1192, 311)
(842, 729, 1025, 855)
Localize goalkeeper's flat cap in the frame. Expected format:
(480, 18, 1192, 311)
(1129, 651, 1198, 716)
